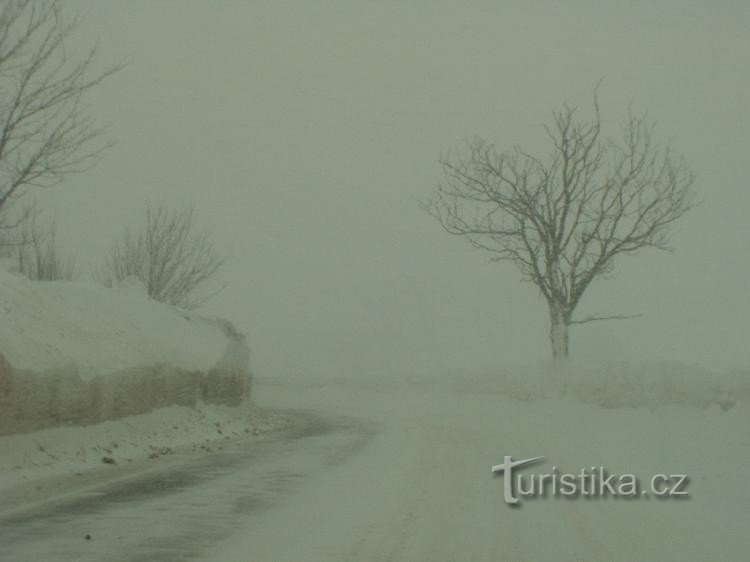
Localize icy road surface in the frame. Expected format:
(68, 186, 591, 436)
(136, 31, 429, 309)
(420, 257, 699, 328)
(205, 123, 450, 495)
(1, 378, 747, 561)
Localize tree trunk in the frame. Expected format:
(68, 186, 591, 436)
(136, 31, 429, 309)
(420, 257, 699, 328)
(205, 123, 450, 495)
(549, 305, 570, 364)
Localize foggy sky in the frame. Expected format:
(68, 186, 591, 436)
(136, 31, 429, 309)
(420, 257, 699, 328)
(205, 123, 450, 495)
(46, 1, 750, 378)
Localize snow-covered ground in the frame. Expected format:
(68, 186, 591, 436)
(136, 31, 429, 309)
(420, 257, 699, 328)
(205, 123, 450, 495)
(1, 370, 747, 560)
(2, 265, 748, 560)
(203, 375, 749, 561)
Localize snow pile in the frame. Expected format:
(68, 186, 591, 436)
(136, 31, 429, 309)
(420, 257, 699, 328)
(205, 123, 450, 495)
(0, 266, 252, 435)
(0, 267, 227, 378)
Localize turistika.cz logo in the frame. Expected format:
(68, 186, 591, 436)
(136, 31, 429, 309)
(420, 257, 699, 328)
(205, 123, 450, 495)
(491, 456, 689, 505)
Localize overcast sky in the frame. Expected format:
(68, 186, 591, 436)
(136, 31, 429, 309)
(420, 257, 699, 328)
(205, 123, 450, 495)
(46, 1, 750, 378)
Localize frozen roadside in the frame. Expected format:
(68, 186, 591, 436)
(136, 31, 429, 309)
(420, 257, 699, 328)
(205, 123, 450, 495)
(0, 263, 273, 513)
(0, 402, 294, 515)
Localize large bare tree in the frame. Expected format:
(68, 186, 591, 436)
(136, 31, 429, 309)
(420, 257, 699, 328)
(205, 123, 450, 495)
(0, 0, 120, 215)
(426, 95, 696, 363)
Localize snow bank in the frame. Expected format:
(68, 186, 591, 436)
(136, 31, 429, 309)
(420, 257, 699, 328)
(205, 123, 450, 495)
(0, 268, 251, 435)
(0, 268, 227, 377)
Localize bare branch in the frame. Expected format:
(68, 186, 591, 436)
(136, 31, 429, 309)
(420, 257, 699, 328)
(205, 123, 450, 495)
(0, 0, 122, 216)
(569, 313, 643, 325)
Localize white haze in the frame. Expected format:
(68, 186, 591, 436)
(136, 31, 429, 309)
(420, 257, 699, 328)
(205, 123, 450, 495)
(44, 0, 750, 380)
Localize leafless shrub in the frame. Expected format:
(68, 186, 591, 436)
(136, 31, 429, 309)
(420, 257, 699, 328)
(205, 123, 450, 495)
(97, 203, 226, 310)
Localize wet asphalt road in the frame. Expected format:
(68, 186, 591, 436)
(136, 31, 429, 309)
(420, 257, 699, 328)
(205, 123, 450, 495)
(0, 411, 377, 562)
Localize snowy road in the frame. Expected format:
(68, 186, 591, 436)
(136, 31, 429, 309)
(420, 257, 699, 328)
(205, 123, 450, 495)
(0, 411, 376, 561)
(1, 379, 747, 561)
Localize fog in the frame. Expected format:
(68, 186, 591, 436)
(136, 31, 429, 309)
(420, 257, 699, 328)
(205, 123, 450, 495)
(46, 0, 750, 379)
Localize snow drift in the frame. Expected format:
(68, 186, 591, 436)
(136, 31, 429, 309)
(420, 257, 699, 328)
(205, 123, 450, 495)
(0, 267, 251, 435)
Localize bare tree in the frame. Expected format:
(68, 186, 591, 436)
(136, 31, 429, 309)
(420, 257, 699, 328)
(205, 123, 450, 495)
(425, 94, 696, 364)
(17, 210, 75, 281)
(0, 201, 76, 280)
(97, 204, 226, 310)
(0, 198, 36, 250)
(0, 0, 120, 216)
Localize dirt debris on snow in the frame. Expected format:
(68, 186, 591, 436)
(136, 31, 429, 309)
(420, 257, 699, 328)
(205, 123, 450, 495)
(0, 402, 293, 510)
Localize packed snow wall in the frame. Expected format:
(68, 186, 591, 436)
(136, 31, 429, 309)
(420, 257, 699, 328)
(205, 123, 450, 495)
(0, 322, 251, 436)
(0, 268, 252, 435)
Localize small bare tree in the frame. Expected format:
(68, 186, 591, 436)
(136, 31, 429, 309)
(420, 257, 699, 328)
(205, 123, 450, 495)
(16, 208, 75, 280)
(425, 94, 696, 363)
(0, 199, 36, 251)
(0, 1, 120, 216)
(0, 201, 75, 280)
(97, 204, 226, 310)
